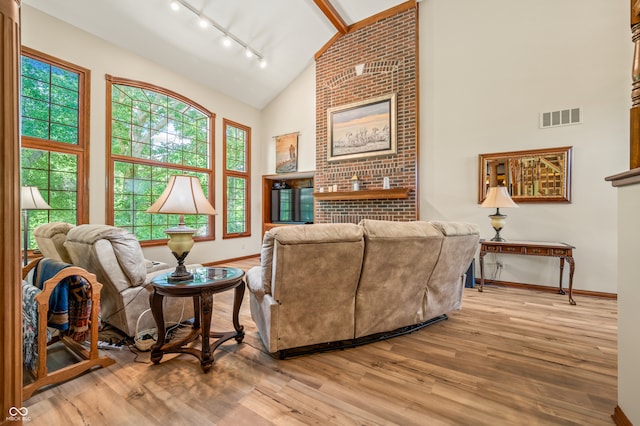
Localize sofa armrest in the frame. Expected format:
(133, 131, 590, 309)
(144, 259, 171, 274)
(246, 266, 267, 299)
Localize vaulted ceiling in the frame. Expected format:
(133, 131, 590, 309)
(23, 0, 409, 109)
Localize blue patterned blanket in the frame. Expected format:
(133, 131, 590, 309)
(23, 259, 93, 371)
(33, 259, 71, 330)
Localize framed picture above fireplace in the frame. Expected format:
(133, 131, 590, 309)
(327, 93, 397, 162)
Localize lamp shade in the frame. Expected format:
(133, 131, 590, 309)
(146, 175, 215, 282)
(21, 186, 51, 210)
(146, 175, 216, 216)
(481, 186, 519, 209)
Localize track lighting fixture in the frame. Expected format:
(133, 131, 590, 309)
(169, 0, 266, 67)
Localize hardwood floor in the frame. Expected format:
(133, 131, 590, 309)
(23, 258, 617, 425)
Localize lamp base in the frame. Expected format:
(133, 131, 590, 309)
(167, 250, 193, 283)
(165, 223, 196, 283)
(488, 211, 507, 242)
(490, 232, 506, 242)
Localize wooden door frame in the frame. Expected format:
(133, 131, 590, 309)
(1, 0, 23, 423)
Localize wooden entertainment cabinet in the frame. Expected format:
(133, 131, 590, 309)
(261, 171, 315, 235)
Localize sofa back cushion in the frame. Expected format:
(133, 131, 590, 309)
(33, 222, 74, 264)
(269, 223, 364, 350)
(355, 220, 444, 338)
(425, 221, 480, 318)
(65, 224, 147, 293)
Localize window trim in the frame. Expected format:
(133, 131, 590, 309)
(105, 74, 216, 245)
(20, 46, 91, 225)
(222, 118, 251, 239)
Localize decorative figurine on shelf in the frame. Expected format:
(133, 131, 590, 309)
(351, 174, 360, 191)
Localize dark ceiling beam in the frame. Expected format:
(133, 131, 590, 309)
(313, 0, 348, 34)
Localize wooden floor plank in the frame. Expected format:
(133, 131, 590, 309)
(23, 260, 618, 425)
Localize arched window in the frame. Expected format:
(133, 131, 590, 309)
(106, 75, 214, 243)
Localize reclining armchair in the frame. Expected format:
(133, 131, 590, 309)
(33, 222, 75, 263)
(64, 224, 195, 336)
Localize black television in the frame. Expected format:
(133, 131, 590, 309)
(271, 188, 314, 224)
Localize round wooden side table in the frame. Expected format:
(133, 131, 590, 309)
(149, 266, 245, 372)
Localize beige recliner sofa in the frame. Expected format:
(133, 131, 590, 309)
(247, 219, 479, 357)
(64, 224, 195, 337)
(33, 222, 75, 263)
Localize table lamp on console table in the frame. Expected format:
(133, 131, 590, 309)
(146, 175, 216, 282)
(481, 186, 518, 242)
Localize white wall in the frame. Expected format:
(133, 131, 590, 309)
(263, 0, 629, 294)
(260, 64, 316, 176)
(21, 5, 264, 265)
(420, 0, 630, 293)
(617, 183, 640, 424)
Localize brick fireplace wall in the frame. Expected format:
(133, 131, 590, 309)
(315, 6, 418, 224)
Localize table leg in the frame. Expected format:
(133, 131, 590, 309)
(200, 290, 214, 372)
(233, 281, 245, 343)
(149, 290, 166, 365)
(566, 256, 576, 305)
(192, 295, 201, 330)
(558, 258, 566, 295)
(479, 250, 486, 292)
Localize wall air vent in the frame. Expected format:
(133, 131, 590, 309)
(540, 107, 582, 129)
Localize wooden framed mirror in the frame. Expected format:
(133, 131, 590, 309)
(478, 146, 573, 203)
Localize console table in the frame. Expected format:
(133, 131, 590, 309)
(478, 240, 576, 305)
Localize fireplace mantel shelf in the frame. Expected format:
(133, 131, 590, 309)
(313, 188, 411, 201)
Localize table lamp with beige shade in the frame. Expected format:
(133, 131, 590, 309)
(146, 175, 216, 282)
(21, 186, 51, 266)
(481, 186, 518, 242)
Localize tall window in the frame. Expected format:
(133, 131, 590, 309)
(223, 119, 251, 238)
(20, 47, 90, 251)
(106, 75, 214, 243)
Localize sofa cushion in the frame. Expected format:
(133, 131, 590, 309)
(33, 222, 74, 263)
(360, 218, 443, 239)
(271, 223, 362, 245)
(268, 223, 364, 350)
(355, 220, 444, 338)
(66, 225, 147, 287)
(425, 221, 480, 318)
(429, 220, 479, 237)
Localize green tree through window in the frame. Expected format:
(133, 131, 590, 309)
(20, 48, 89, 252)
(223, 119, 251, 238)
(107, 76, 214, 242)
